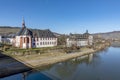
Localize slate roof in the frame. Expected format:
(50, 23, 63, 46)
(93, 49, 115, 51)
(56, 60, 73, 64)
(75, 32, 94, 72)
(16, 27, 56, 38)
(70, 34, 89, 39)
(16, 27, 33, 37)
(69, 31, 90, 40)
(32, 29, 56, 38)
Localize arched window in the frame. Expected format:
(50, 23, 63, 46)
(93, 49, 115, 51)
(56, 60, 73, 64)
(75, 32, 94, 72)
(24, 38, 25, 43)
(26, 37, 29, 43)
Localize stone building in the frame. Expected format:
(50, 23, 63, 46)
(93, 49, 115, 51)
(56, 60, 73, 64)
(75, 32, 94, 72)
(66, 30, 93, 47)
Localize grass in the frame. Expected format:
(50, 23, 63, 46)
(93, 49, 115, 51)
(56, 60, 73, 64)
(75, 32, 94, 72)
(1, 42, 110, 68)
(3, 45, 65, 58)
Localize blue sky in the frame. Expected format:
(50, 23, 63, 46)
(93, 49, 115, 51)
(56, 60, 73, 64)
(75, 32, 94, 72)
(0, 0, 120, 34)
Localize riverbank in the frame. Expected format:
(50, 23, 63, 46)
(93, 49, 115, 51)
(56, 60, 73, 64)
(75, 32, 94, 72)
(0, 42, 110, 78)
(10, 43, 110, 68)
(15, 49, 95, 68)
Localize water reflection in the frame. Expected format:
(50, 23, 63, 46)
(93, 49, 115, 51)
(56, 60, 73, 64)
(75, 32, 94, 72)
(111, 41, 120, 47)
(1, 47, 120, 80)
(22, 72, 27, 80)
(88, 54, 93, 63)
(40, 52, 102, 80)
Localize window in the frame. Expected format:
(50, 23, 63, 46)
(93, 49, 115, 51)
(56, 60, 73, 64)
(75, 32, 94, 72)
(24, 38, 25, 43)
(45, 42, 47, 45)
(26, 37, 29, 43)
(37, 43, 39, 45)
(37, 37, 39, 41)
(54, 42, 56, 45)
(40, 42, 42, 45)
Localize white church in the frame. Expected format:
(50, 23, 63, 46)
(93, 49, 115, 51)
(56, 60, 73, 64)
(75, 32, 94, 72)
(14, 19, 57, 49)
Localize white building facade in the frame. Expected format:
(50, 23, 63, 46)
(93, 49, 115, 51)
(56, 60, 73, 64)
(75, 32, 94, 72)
(0, 36, 11, 44)
(34, 37, 57, 48)
(66, 31, 93, 47)
(15, 35, 32, 48)
(14, 20, 57, 49)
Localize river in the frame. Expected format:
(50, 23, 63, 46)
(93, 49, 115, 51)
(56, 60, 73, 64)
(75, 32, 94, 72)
(0, 47, 120, 80)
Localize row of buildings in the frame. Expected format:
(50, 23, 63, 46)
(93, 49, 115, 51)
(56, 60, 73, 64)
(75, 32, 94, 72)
(0, 19, 93, 49)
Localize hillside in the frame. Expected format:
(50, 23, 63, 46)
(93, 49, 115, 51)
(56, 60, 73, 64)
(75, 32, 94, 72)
(0, 26, 20, 35)
(0, 26, 62, 37)
(93, 31, 120, 40)
(0, 26, 120, 40)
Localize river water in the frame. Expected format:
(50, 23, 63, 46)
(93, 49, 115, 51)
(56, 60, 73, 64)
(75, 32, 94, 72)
(0, 47, 120, 80)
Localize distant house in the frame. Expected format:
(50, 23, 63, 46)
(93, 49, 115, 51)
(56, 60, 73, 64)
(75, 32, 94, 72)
(14, 19, 57, 49)
(66, 30, 93, 47)
(0, 34, 15, 44)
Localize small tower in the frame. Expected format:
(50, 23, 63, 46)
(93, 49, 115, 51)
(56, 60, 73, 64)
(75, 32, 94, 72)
(86, 30, 88, 33)
(22, 17, 26, 28)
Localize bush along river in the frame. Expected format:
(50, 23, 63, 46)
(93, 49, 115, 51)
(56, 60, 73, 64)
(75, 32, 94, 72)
(1, 46, 120, 80)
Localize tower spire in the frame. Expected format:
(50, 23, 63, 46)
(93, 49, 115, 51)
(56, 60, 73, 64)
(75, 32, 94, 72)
(86, 30, 88, 33)
(22, 17, 26, 28)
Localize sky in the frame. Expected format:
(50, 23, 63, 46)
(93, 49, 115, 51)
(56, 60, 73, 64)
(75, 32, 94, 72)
(0, 0, 120, 34)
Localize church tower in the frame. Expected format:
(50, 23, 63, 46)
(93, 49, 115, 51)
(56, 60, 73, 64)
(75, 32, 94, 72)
(22, 17, 26, 28)
(86, 30, 88, 33)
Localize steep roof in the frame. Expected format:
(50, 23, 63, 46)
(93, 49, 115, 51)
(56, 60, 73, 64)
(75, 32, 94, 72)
(16, 26, 56, 38)
(16, 27, 33, 37)
(69, 33, 89, 39)
(32, 29, 56, 38)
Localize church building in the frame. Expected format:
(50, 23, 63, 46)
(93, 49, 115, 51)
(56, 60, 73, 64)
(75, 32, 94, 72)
(14, 19, 57, 49)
